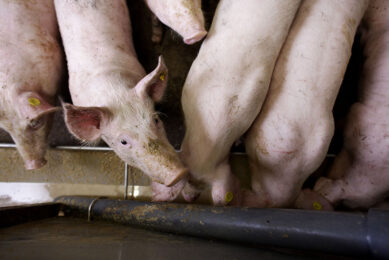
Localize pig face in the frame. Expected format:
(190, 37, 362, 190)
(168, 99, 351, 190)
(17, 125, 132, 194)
(0, 91, 59, 170)
(63, 57, 188, 186)
(145, 0, 207, 44)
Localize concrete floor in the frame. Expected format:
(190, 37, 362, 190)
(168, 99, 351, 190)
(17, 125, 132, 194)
(0, 217, 351, 260)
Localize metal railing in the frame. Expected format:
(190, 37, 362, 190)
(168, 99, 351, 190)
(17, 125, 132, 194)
(0, 143, 336, 200)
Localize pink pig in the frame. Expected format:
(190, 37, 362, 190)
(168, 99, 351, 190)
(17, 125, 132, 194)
(296, 0, 389, 210)
(244, 0, 369, 208)
(0, 0, 63, 169)
(54, 0, 187, 186)
(152, 0, 303, 204)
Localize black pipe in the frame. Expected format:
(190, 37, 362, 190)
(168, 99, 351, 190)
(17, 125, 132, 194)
(55, 196, 389, 259)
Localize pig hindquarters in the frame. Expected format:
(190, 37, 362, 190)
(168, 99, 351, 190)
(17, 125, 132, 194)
(145, 0, 207, 44)
(54, 0, 187, 186)
(0, 0, 62, 170)
(297, 0, 389, 210)
(244, 0, 369, 208)
(175, 0, 302, 205)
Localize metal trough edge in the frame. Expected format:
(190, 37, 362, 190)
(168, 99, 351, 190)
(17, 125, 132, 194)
(55, 196, 389, 259)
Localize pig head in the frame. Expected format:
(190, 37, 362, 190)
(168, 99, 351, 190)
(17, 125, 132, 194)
(145, 0, 207, 44)
(0, 91, 59, 170)
(63, 57, 187, 186)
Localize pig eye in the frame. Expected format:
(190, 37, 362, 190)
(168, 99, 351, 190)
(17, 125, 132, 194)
(29, 119, 44, 130)
(153, 115, 161, 125)
(120, 140, 127, 145)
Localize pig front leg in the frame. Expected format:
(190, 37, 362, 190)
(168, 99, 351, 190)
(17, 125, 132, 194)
(181, 0, 302, 206)
(245, 0, 369, 208)
(296, 0, 389, 210)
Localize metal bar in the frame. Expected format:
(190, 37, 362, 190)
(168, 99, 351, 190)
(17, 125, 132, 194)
(130, 166, 135, 200)
(54, 146, 113, 151)
(87, 197, 100, 221)
(124, 163, 129, 200)
(55, 196, 389, 258)
(0, 143, 337, 157)
(0, 143, 113, 151)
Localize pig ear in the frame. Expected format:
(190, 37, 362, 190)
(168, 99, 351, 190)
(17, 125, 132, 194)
(17, 92, 60, 120)
(135, 56, 168, 102)
(62, 103, 111, 142)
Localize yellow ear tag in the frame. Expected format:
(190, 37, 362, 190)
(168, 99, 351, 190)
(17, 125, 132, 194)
(28, 97, 41, 106)
(159, 73, 166, 81)
(313, 201, 322, 210)
(225, 192, 234, 203)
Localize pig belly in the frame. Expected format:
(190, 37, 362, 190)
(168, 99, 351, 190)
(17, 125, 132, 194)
(308, 0, 389, 210)
(245, 0, 369, 208)
(180, 0, 302, 205)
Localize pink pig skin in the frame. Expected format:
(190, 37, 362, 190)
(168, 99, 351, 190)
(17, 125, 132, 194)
(173, 0, 302, 206)
(296, 0, 389, 210)
(54, 0, 187, 187)
(145, 0, 207, 44)
(0, 0, 63, 170)
(244, 0, 369, 208)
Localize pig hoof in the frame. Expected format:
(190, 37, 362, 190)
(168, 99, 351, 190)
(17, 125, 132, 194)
(295, 189, 334, 211)
(183, 30, 207, 45)
(25, 158, 47, 170)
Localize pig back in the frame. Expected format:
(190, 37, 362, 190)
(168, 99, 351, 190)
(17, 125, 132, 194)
(0, 0, 62, 97)
(54, 0, 146, 106)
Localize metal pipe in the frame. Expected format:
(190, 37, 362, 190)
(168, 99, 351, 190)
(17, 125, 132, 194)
(54, 146, 113, 151)
(55, 196, 389, 258)
(124, 163, 129, 200)
(0, 143, 112, 151)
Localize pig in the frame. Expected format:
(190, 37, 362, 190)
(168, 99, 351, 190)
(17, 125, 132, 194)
(145, 0, 207, 44)
(161, 0, 302, 205)
(54, 0, 187, 187)
(243, 0, 369, 208)
(0, 0, 63, 170)
(295, 0, 389, 210)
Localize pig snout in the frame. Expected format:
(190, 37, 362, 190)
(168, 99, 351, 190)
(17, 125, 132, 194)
(164, 167, 188, 187)
(183, 30, 208, 45)
(145, 0, 207, 45)
(139, 137, 189, 186)
(25, 158, 47, 170)
(145, 152, 188, 187)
